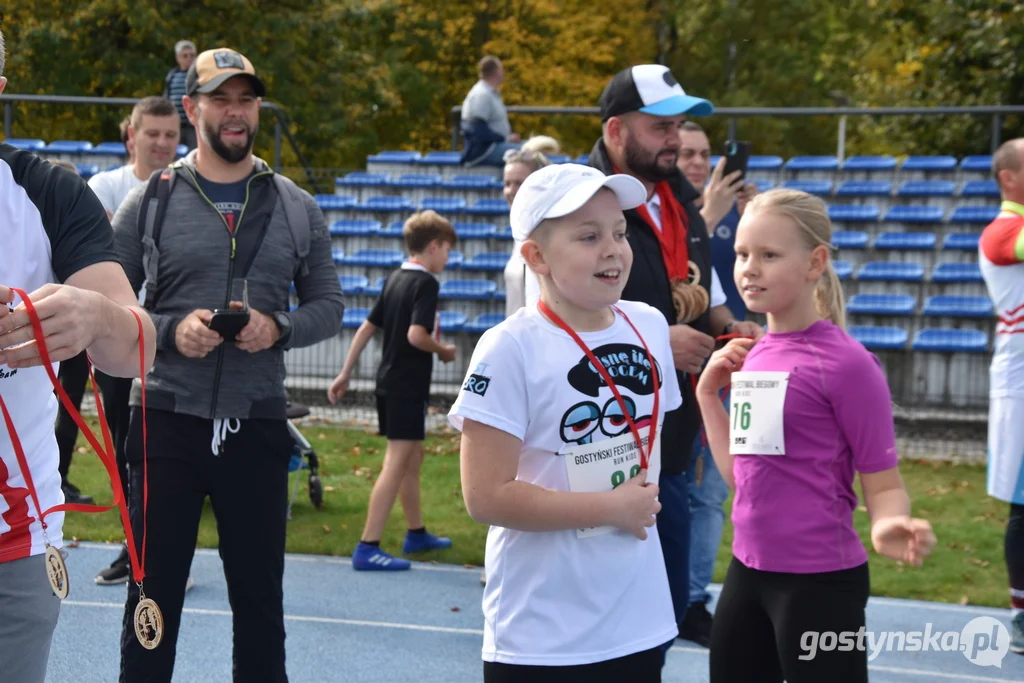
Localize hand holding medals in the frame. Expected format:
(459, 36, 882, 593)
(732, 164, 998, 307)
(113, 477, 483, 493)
(0, 286, 162, 649)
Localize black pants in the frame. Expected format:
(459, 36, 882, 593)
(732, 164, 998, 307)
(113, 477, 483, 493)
(1008, 503, 1024, 610)
(710, 556, 870, 683)
(484, 646, 662, 683)
(118, 408, 293, 683)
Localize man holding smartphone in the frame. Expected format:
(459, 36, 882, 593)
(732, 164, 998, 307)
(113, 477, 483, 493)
(675, 121, 759, 648)
(110, 48, 344, 682)
(588, 64, 763, 659)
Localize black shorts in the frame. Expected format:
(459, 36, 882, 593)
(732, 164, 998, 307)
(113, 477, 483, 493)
(483, 646, 663, 683)
(376, 394, 428, 441)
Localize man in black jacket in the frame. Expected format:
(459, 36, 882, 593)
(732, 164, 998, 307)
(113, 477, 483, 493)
(590, 64, 763, 646)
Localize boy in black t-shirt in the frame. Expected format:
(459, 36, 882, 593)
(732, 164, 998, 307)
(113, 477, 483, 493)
(328, 211, 458, 570)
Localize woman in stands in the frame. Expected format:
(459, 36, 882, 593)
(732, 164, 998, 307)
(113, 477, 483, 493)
(695, 189, 936, 683)
(501, 146, 551, 316)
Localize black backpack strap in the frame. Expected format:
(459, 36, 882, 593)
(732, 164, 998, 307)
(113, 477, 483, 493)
(137, 168, 176, 309)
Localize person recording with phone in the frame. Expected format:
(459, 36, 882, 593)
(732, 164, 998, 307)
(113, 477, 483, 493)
(675, 121, 759, 648)
(110, 48, 343, 682)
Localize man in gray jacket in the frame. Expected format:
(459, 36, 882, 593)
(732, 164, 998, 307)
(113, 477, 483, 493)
(111, 48, 344, 683)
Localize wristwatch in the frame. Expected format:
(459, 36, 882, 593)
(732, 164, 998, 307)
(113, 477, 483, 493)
(272, 311, 293, 346)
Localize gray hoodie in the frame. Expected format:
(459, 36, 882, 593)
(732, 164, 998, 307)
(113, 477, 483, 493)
(112, 153, 345, 421)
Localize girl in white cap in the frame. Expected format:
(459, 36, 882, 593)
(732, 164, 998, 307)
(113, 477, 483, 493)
(449, 163, 683, 682)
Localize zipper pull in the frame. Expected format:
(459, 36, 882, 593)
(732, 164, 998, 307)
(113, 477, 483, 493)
(231, 236, 236, 260)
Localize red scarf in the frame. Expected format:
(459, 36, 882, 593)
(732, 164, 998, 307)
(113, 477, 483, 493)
(634, 181, 691, 284)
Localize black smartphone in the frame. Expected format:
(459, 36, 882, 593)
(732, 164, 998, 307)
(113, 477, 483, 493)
(723, 140, 751, 180)
(208, 280, 250, 340)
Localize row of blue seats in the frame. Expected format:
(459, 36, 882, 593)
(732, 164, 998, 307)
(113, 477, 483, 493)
(332, 272, 504, 300)
(331, 250, 507, 273)
(835, 261, 981, 283)
(4, 138, 185, 158)
(834, 231, 978, 251)
(336, 173, 503, 191)
(328, 220, 512, 241)
(319, 196, 509, 216)
(851, 326, 989, 352)
(755, 179, 999, 198)
(342, 308, 504, 333)
(848, 294, 992, 317)
(366, 150, 997, 174)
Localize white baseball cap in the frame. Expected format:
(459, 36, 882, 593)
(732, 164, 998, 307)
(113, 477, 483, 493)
(599, 64, 714, 121)
(510, 163, 647, 242)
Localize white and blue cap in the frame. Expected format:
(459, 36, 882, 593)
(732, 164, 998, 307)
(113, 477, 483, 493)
(510, 163, 647, 242)
(599, 64, 714, 121)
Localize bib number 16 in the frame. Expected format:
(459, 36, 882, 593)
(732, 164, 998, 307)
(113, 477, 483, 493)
(611, 464, 642, 488)
(733, 401, 752, 431)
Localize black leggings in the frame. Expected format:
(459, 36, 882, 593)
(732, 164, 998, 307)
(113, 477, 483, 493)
(710, 557, 870, 683)
(1008, 503, 1024, 610)
(484, 646, 662, 683)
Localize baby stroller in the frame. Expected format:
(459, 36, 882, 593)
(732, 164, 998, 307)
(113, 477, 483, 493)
(285, 400, 324, 518)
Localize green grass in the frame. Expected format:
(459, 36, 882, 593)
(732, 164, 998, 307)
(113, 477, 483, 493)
(64, 420, 1009, 608)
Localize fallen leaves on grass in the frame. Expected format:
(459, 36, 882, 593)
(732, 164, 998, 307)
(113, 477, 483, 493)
(322, 525, 331, 533)
(354, 467, 373, 479)
(968, 558, 991, 568)
(352, 446, 361, 456)
(926, 486, 951, 496)
(959, 596, 970, 606)
(325, 486, 336, 493)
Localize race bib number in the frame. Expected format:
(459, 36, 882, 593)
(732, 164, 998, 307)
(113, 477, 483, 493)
(729, 371, 789, 455)
(561, 425, 658, 538)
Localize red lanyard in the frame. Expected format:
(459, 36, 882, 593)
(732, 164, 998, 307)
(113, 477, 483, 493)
(0, 287, 149, 586)
(537, 301, 660, 470)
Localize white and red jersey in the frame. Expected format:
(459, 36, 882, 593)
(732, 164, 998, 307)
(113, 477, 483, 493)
(980, 202, 1024, 398)
(0, 144, 119, 563)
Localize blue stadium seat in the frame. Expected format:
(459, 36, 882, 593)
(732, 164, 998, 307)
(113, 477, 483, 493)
(413, 151, 462, 166)
(835, 181, 892, 197)
(342, 308, 371, 329)
(438, 311, 468, 332)
(785, 156, 839, 171)
(575, 154, 590, 165)
(959, 155, 992, 172)
(452, 222, 497, 240)
(315, 194, 358, 210)
(379, 221, 405, 239)
(748, 155, 784, 171)
(832, 231, 870, 249)
(874, 232, 937, 250)
(848, 326, 908, 350)
(942, 233, 980, 251)
(465, 199, 510, 216)
(828, 205, 880, 222)
(419, 197, 467, 212)
(364, 277, 387, 297)
(329, 219, 380, 236)
(75, 164, 100, 179)
(446, 250, 465, 269)
(91, 141, 129, 156)
(932, 262, 983, 283)
(897, 181, 956, 197)
(950, 205, 1000, 224)
(493, 290, 507, 301)
(961, 180, 1000, 198)
(842, 156, 897, 172)
(338, 275, 369, 295)
(336, 172, 389, 187)
(392, 173, 442, 188)
(900, 156, 958, 172)
(331, 248, 345, 264)
(782, 180, 832, 195)
(440, 280, 498, 300)
(833, 260, 854, 280)
(546, 154, 572, 164)
(367, 150, 422, 163)
(442, 175, 494, 190)
(495, 226, 515, 242)
(857, 262, 925, 282)
(883, 205, 944, 223)
(362, 196, 416, 212)
(847, 293, 916, 315)
(911, 328, 988, 352)
(341, 249, 404, 267)
(464, 252, 510, 271)
(176, 144, 189, 158)
(922, 295, 993, 318)
(465, 313, 506, 334)
(41, 140, 93, 154)
(752, 180, 776, 192)
(4, 138, 46, 151)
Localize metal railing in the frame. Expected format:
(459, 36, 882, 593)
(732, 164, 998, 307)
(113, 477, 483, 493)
(1, 93, 322, 194)
(450, 104, 1024, 160)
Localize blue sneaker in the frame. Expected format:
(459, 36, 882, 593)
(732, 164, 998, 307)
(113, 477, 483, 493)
(403, 530, 453, 555)
(352, 542, 411, 571)
(1012, 612, 1024, 654)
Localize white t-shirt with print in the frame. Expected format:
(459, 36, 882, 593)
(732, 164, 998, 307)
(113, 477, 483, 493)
(448, 299, 682, 666)
(88, 164, 145, 217)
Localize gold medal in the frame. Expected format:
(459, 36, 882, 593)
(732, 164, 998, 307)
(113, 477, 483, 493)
(134, 596, 164, 650)
(45, 545, 69, 600)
